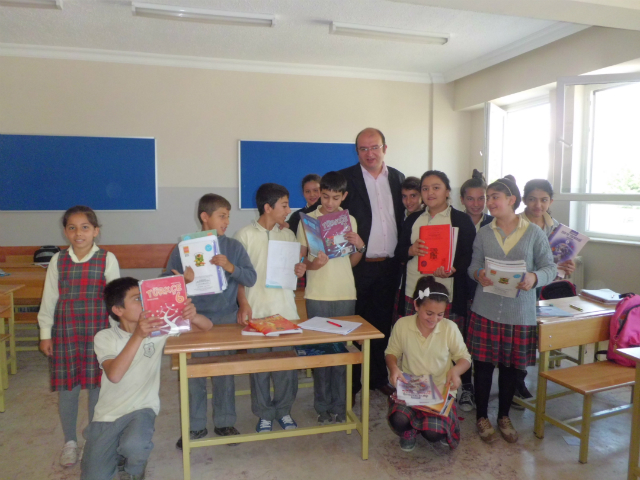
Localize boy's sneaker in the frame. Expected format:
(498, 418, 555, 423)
(516, 383, 533, 399)
(497, 417, 519, 443)
(457, 384, 475, 412)
(317, 412, 333, 425)
(476, 418, 499, 444)
(399, 431, 417, 452)
(334, 413, 347, 423)
(59, 440, 78, 467)
(256, 419, 273, 433)
(511, 391, 527, 411)
(175, 428, 208, 450)
(213, 426, 240, 447)
(277, 415, 298, 430)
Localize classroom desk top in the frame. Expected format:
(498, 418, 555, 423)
(619, 347, 640, 363)
(0, 284, 25, 295)
(0, 267, 46, 304)
(165, 315, 384, 355)
(538, 296, 617, 324)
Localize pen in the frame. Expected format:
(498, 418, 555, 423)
(300, 257, 305, 263)
(569, 304, 584, 312)
(327, 320, 342, 328)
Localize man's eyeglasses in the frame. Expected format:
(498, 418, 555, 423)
(358, 145, 384, 153)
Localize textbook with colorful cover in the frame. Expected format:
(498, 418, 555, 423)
(417, 225, 458, 274)
(180, 229, 217, 242)
(246, 314, 302, 336)
(299, 209, 355, 259)
(294, 343, 349, 356)
(139, 275, 191, 337)
(178, 235, 228, 296)
(483, 257, 527, 298)
(395, 373, 444, 406)
(548, 223, 589, 278)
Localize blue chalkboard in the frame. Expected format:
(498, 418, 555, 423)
(239, 141, 358, 209)
(0, 134, 156, 210)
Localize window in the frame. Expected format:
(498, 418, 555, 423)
(486, 99, 551, 212)
(556, 73, 640, 243)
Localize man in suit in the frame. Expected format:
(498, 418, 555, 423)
(339, 128, 405, 397)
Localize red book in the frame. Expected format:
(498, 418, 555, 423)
(248, 314, 302, 336)
(139, 275, 191, 337)
(418, 225, 452, 274)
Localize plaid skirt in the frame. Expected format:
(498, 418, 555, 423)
(388, 399, 461, 450)
(466, 312, 537, 370)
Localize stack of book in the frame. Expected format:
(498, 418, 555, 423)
(241, 314, 302, 336)
(580, 288, 621, 305)
(418, 225, 458, 274)
(392, 373, 454, 417)
(483, 257, 527, 298)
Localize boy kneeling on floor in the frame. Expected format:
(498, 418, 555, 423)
(81, 277, 212, 480)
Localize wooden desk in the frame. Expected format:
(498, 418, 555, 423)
(165, 316, 384, 480)
(617, 347, 640, 480)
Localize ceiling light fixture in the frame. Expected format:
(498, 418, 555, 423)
(131, 2, 275, 27)
(330, 22, 448, 45)
(0, 0, 62, 8)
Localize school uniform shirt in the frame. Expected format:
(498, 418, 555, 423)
(296, 207, 357, 302)
(234, 220, 300, 320)
(38, 244, 120, 340)
(468, 212, 494, 233)
(92, 320, 167, 422)
(385, 314, 471, 396)
(519, 212, 558, 237)
(468, 219, 557, 326)
(404, 206, 454, 300)
(162, 235, 257, 323)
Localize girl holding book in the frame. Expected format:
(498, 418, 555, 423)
(38, 206, 120, 467)
(521, 179, 575, 277)
(386, 276, 471, 452)
(467, 176, 556, 444)
(395, 170, 476, 410)
(460, 169, 493, 232)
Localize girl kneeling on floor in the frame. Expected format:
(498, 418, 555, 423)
(385, 276, 471, 452)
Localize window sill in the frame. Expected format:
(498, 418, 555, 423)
(587, 236, 640, 248)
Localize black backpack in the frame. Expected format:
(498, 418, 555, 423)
(540, 280, 577, 300)
(33, 245, 61, 264)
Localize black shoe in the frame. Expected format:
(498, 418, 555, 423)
(377, 383, 396, 397)
(214, 426, 240, 447)
(511, 392, 526, 411)
(175, 428, 208, 450)
(516, 383, 533, 399)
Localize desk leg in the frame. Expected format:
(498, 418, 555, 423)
(534, 350, 549, 438)
(361, 339, 370, 460)
(8, 293, 16, 375)
(346, 342, 353, 435)
(578, 345, 586, 365)
(179, 353, 191, 480)
(628, 365, 640, 480)
(0, 319, 8, 388)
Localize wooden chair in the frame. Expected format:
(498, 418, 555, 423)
(0, 332, 11, 412)
(534, 315, 635, 463)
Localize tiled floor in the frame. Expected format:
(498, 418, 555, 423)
(0, 349, 633, 480)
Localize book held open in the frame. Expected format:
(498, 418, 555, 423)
(299, 209, 355, 259)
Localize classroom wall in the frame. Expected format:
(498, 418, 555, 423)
(453, 26, 640, 111)
(0, 56, 441, 251)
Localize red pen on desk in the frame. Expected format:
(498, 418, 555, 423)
(327, 320, 342, 328)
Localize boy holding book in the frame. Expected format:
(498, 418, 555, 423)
(81, 277, 212, 480)
(297, 171, 365, 423)
(163, 194, 257, 448)
(234, 183, 307, 432)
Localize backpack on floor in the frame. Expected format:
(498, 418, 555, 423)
(540, 280, 577, 300)
(607, 294, 640, 367)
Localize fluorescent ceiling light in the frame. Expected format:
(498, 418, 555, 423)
(131, 2, 275, 27)
(0, 0, 62, 8)
(330, 22, 448, 45)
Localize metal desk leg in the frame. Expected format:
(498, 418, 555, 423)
(179, 353, 191, 480)
(361, 339, 370, 460)
(578, 345, 586, 365)
(534, 350, 549, 438)
(8, 293, 16, 375)
(346, 345, 353, 435)
(0, 319, 8, 388)
(628, 365, 640, 480)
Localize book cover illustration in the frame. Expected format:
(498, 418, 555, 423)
(180, 229, 217, 242)
(418, 225, 456, 275)
(548, 223, 589, 264)
(294, 343, 349, 356)
(300, 209, 355, 259)
(178, 235, 228, 296)
(139, 275, 191, 337)
(483, 257, 527, 298)
(248, 314, 302, 336)
(395, 373, 444, 406)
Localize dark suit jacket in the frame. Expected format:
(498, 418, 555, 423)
(338, 163, 406, 256)
(395, 206, 476, 317)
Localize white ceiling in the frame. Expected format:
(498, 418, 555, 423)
(0, 0, 609, 83)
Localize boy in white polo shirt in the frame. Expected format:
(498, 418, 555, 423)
(81, 277, 211, 480)
(234, 183, 307, 433)
(297, 171, 365, 424)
